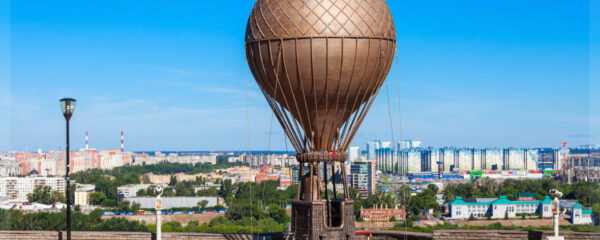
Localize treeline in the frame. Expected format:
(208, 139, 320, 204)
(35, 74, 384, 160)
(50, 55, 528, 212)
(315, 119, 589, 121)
(106, 160, 246, 176)
(0, 209, 147, 232)
(149, 217, 287, 234)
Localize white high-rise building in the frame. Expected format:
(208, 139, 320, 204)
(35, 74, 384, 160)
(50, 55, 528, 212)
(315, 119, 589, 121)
(399, 140, 422, 149)
(0, 177, 67, 202)
(348, 147, 361, 161)
(366, 141, 380, 160)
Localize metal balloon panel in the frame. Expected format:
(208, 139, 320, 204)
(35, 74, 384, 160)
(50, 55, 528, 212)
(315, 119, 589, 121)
(246, 37, 396, 153)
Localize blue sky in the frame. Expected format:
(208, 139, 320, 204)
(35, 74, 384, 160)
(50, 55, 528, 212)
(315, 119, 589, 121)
(0, 0, 597, 152)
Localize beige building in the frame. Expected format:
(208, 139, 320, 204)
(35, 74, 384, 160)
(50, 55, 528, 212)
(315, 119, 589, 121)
(74, 184, 95, 206)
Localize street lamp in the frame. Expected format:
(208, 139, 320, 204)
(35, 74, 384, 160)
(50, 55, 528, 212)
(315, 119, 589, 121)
(60, 98, 76, 240)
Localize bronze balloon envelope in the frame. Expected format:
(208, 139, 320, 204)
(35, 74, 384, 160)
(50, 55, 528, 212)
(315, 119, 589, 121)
(245, 0, 396, 153)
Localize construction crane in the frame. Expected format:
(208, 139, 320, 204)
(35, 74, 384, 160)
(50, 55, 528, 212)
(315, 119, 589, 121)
(560, 142, 571, 184)
(560, 142, 568, 171)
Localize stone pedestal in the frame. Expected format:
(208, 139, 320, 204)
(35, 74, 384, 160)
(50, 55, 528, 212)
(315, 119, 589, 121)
(291, 199, 355, 240)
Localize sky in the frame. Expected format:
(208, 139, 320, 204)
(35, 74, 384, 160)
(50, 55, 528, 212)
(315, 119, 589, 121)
(0, 0, 597, 152)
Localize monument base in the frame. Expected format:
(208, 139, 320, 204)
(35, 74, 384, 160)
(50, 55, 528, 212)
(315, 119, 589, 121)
(545, 237, 564, 240)
(291, 199, 355, 240)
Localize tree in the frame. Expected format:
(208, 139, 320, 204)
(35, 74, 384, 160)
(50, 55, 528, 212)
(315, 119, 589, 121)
(389, 216, 397, 222)
(27, 186, 51, 204)
(198, 200, 209, 209)
(427, 184, 439, 194)
(50, 190, 66, 204)
(219, 179, 234, 198)
(592, 203, 600, 223)
(169, 175, 177, 186)
(130, 202, 141, 213)
(27, 186, 65, 204)
(136, 189, 146, 197)
(197, 187, 219, 196)
(102, 199, 117, 207)
(195, 176, 206, 186)
(504, 211, 509, 220)
(267, 203, 288, 223)
(162, 187, 176, 197)
(90, 192, 106, 205)
(141, 175, 151, 184)
(469, 213, 475, 221)
(118, 200, 131, 212)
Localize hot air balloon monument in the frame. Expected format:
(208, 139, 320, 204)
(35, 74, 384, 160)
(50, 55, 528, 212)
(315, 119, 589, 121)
(245, 0, 396, 239)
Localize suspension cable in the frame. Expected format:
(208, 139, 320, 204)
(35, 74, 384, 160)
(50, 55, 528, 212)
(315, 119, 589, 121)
(245, 57, 253, 236)
(394, 47, 408, 240)
(396, 52, 404, 176)
(385, 81, 395, 173)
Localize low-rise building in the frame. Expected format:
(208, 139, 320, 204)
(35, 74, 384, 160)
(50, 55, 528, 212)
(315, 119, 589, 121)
(74, 184, 95, 206)
(125, 196, 219, 209)
(117, 184, 153, 198)
(360, 205, 406, 222)
(570, 203, 594, 224)
(448, 195, 553, 220)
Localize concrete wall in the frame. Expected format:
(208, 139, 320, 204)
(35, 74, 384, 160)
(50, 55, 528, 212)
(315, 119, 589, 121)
(101, 212, 224, 226)
(0, 230, 598, 240)
(434, 230, 600, 240)
(0, 231, 150, 240)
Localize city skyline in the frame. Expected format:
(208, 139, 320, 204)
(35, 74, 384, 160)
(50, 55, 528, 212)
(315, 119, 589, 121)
(1, 0, 598, 152)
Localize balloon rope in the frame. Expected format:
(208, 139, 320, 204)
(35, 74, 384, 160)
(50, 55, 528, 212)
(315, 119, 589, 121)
(385, 80, 396, 172)
(396, 49, 404, 175)
(245, 57, 253, 236)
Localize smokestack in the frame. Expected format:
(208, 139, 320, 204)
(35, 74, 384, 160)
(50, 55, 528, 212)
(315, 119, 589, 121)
(121, 131, 124, 152)
(85, 131, 89, 150)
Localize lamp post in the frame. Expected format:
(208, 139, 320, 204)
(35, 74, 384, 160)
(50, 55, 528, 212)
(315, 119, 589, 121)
(60, 98, 76, 240)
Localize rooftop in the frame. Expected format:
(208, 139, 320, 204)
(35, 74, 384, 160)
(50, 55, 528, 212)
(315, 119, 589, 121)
(449, 195, 552, 206)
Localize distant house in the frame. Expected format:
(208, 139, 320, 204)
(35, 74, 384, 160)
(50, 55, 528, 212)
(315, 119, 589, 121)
(570, 203, 593, 224)
(448, 195, 553, 220)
